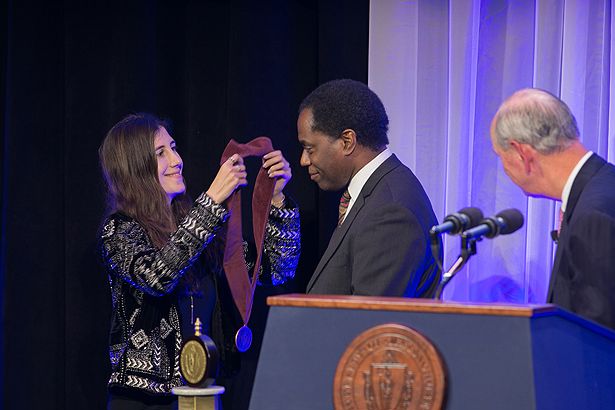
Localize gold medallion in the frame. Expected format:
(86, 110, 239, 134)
(180, 340, 207, 385)
(179, 318, 219, 387)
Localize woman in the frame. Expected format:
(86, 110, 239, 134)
(99, 113, 300, 409)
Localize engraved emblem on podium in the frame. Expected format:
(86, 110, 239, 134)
(333, 323, 446, 410)
(363, 350, 415, 409)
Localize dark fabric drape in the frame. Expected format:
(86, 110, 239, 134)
(0, 1, 368, 409)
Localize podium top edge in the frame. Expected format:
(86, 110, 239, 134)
(267, 294, 556, 317)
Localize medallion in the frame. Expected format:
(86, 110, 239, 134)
(235, 325, 253, 352)
(179, 318, 219, 387)
(180, 340, 208, 385)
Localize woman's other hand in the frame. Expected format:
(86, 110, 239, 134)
(263, 150, 291, 208)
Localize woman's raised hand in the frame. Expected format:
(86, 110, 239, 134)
(263, 150, 292, 207)
(206, 154, 248, 204)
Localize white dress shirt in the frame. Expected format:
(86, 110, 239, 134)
(341, 147, 392, 224)
(561, 151, 593, 212)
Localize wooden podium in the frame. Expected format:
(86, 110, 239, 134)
(249, 294, 615, 410)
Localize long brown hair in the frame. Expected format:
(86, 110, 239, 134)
(99, 113, 192, 247)
(99, 113, 223, 293)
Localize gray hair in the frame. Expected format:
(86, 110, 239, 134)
(493, 88, 579, 154)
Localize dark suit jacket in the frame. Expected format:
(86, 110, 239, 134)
(306, 154, 440, 297)
(549, 154, 615, 329)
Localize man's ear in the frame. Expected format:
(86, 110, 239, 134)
(340, 129, 357, 155)
(510, 140, 535, 174)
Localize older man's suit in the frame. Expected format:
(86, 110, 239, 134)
(306, 154, 440, 297)
(548, 154, 615, 329)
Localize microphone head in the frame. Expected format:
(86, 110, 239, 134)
(496, 208, 524, 234)
(443, 206, 484, 234)
(458, 207, 484, 229)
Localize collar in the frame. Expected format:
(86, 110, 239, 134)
(561, 151, 593, 212)
(343, 148, 392, 219)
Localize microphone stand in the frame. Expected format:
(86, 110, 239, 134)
(434, 235, 478, 300)
(429, 232, 445, 279)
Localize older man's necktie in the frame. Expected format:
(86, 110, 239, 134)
(551, 208, 565, 243)
(338, 189, 351, 226)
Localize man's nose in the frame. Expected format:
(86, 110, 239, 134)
(300, 150, 310, 167)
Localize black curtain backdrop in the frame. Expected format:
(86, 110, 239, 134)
(0, 1, 368, 409)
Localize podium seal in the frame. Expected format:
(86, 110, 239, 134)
(333, 323, 446, 410)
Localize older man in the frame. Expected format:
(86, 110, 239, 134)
(491, 88, 615, 329)
(298, 79, 440, 297)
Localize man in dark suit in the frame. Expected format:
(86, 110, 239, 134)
(297, 79, 440, 297)
(491, 88, 615, 329)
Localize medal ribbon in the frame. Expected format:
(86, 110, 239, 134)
(220, 137, 275, 326)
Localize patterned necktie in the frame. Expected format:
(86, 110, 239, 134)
(558, 208, 564, 235)
(338, 189, 351, 226)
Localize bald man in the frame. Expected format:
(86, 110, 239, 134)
(490, 88, 615, 330)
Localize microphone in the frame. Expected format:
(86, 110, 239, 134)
(461, 208, 524, 240)
(430, 207, 484, 236)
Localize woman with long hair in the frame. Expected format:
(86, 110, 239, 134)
(98, 113, 300, 409)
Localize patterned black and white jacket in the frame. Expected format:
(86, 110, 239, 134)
(100, 192, 300, 396)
